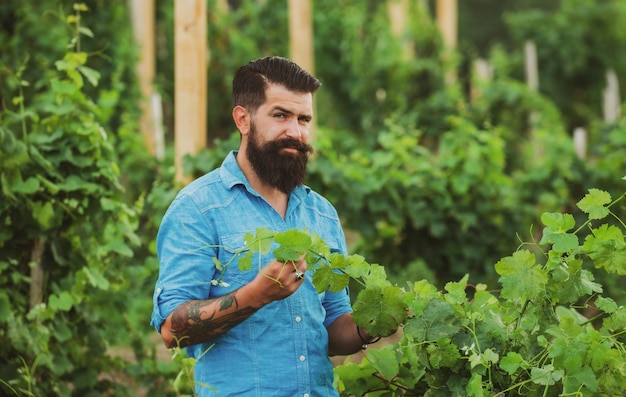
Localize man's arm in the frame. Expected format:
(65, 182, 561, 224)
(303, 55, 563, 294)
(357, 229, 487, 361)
(326, 313, 387, 356)
(160, 258, 307, 348)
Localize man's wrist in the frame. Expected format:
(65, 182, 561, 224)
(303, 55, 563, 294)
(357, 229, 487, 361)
(356, 325, 381, 350)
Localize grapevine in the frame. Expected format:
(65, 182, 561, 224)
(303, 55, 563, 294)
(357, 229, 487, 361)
(193, 227, 408, 338)
(182, 185, 626, 396)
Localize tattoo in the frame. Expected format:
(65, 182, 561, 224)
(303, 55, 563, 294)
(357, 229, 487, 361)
(168, 292, 257, 348)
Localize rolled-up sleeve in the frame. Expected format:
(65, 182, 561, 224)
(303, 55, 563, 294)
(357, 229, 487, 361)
(150, 193, 217, 332)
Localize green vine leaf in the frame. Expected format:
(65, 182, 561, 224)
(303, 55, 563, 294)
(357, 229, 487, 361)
(582, 224, 626, 275)
(500, 352, 528, 375)
(353, 285, 407, 337)
(539, 212, 579, 253)
(577, 188, 611, 220)
(404, 299, 461, 341)
(495, 250, 548, 302)
(273, 229, 312, 262)
(243, 228, 274, 255)
(311, 265, 350, 293)
(366, 347, 399, 380)
(531, 365, 563, 386)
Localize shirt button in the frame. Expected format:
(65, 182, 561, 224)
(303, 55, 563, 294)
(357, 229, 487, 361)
(300, 355, 306, 362)
(295, 316, 302, 323)
(304, 394, 309, 397)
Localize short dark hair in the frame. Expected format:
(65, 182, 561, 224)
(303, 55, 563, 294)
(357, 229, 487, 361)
(232, 56, 321, 113)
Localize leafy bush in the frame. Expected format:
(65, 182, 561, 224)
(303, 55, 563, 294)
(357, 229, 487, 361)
(332, 186, 626, 396)
(0, 4, 156, 396)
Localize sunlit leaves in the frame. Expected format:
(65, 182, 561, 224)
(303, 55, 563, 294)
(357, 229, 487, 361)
(312, 266, 350, 293)
(582, 224, 626, 275)
(183, 187, 626, 396)
(495, 250, 548, 302)
(353, 285, 407, 337)
(539, 212, 579, 253)
(577, 188, 611, 220)
(273, 229, 312, 261)
(404, 300, 461, 341)
(366, 347, 400, 380)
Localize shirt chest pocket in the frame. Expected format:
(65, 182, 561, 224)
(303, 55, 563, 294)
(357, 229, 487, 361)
(213, 233, 265, 290)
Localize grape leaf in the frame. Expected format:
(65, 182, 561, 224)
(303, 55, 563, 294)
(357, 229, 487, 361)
(361, 263, 390, 289)
(238, 251, 253, 271)
(465, 373, 484, 397)
(353, 285, 407, 337)
(444, 274, 469, 304)
(244, 228, 274, 255)
(500, 352, 527, 375)
(582, 224, 626, 275)
(539, 212, 578, 253)
(495, 250, 548, 302)
(49, 291, 74, 311)
(311, 265, 350, 293)
(273, 229, 312, 261)
(366, 347, 399, 380)
(403, 299, 461, 341)
(531, 365, 563, 386)
(426, 338, 461, 369)
(595, 296, 618, 314)
(340, 254, 370, 279)
(577, 188, 611, 220)
(305, 232, 330, 266)
(406, 280, 440, 316)
(602, 307, 626, 332)
(563, 365, 598, 392)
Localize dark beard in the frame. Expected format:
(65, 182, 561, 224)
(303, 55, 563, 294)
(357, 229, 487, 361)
(246, 123, 314, 193)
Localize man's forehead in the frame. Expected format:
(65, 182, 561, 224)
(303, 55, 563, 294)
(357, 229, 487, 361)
(263, 85, 313, 112)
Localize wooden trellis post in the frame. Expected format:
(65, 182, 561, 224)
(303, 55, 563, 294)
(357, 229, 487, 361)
(174, 0, 207, 186)
(288, 0, 314, 74)
(130, 0, 158, 156)
(388, 0, 414, 60)
(288, 0, 317, 135)
(603, 69, 621, 123)
(436, 0, 457, 84)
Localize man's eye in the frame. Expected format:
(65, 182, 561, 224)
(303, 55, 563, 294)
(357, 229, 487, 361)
(274, 113, 285, 119)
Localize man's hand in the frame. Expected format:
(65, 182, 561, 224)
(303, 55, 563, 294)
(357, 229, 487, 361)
(249, 256, 308, 306)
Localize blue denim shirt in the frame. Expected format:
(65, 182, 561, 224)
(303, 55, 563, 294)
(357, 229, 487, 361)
(151, 151, 352, 397)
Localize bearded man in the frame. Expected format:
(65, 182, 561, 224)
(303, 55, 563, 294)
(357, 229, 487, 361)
(150, 56, 380, 397)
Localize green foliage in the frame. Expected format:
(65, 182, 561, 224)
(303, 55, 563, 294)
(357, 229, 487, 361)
(200, 185, 626, 395)
(314, 0, 443, 141)
(0, 4, 152, 396)
(332, 186, 626, 396)
(308, 114, 521, 285)
(505, 0, 626, 131)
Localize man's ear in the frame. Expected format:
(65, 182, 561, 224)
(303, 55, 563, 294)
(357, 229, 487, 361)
(232, 105, 250, 135)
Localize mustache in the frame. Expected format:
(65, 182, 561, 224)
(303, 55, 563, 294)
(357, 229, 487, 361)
(271, 138, 314, 154)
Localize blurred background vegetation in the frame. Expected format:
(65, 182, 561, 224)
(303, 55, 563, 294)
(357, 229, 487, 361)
(1, 0, 625, 395)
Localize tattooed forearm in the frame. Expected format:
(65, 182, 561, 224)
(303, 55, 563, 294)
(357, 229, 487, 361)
(167, 292, 257, 348)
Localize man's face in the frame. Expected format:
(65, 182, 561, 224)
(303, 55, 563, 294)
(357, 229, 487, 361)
(243, 84, 315, 193)
(246, 120, 313, 193)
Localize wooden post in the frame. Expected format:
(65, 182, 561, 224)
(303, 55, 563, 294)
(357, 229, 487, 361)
(130, 0, 157, 156)
(524, 40, 539, 92)
(174, 0, 207, 186)
(436, 0, 457, 84)
(603, 68, 621, 123)
(470, 58, 492, 101)
(388, 0, 414, 60)
(573, 127, 587, 160)
(288, 0, 314, 74)
(288, 0, 317, 136)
